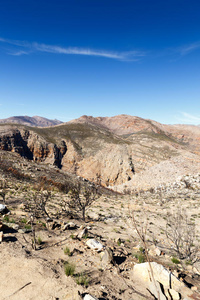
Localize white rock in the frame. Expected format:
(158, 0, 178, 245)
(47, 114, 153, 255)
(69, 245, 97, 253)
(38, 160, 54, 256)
(168, 289, 181, 299)
(155, 247, 161, 256)
(0, 231, 3, 242)
(148, 281, 167, 300)
(132, 262, 193, 298)
(77, 227, 88, 239)
(62, 222, 77, 230)
(86, 239, 103, 252)
(83, 294, 98, 300)
(100, 247, 113, 267)
(0, 204, 6, 213)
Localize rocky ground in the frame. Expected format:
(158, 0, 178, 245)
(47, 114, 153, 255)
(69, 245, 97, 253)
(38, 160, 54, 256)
(1, 114, 200, 299)
(1, 152, 200, 299)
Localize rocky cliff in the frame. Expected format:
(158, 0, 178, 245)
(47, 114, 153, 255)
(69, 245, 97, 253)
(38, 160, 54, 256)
(0, 127, 67, 168)
(0, 124, 135, 186)
(1, 114, 200, 190)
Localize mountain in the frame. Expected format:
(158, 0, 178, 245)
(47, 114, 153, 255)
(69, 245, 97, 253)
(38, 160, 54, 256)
(0, 116, 63, 127)
(0, 114, 200, 192)
(69, 114, 200, 154)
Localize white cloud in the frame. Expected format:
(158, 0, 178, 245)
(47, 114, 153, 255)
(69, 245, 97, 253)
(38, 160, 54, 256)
(0, 37, 145, 61)
(177, 42, 200, 56)
(10, 50, 30, 56)
(175, 112, 200, 124)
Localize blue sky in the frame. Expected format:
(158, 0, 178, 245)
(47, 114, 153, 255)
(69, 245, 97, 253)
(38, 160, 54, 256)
(0, 0, 200, 124)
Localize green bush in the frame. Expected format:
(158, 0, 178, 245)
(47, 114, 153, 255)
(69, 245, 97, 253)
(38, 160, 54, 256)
(37, 236, 42, 245)
(64, 246, 72, 256)
(135, 253, 146, 263)
(25, 224, 31, 229)
(21, 218, 27, 224)
(3, 215, 9, 222)
(171, 257, 180, 264)
(64, 262, 75, 276)
(75, 273, 89, 287)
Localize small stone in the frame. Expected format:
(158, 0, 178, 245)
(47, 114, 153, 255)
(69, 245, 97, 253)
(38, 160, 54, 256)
(83, 294, 98, 300)
(100, 247, 113, 268)
(62, 222, 77, 230)
(0, 231, 3, 242)
(191, 286, 198, 291)
(51, 221, 61, 230)
(6, 223, 19, 230)
(116, 237, 121, 245)
(155, 247, 161, 256)
(86, 239, 104, 252)
(19, 203, 26, 210)
(77, 228, 88, 239)
(46, 218, 53, 222)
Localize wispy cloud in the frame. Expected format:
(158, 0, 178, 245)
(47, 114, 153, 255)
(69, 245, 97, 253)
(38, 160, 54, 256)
(178, 42, 200, 56)
(175, 112, 200, 124)
(0, 37, 145, 61)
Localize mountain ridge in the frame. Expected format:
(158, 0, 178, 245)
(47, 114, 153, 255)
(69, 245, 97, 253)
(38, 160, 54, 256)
(1, 114, 200, 191)
(0, 115, 63, 127)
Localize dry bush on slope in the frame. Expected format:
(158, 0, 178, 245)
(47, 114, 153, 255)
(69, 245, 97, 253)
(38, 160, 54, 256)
(166, 208, 197, 261)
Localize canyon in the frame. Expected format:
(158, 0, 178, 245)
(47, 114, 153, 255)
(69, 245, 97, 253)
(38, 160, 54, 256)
(0, 114, 200, 191)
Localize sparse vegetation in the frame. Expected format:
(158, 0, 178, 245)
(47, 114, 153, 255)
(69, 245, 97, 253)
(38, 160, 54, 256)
(64, 262, 76, 276)
(64, 246, 72, 256)
(171, 257, 180, 264)
(75, 273, 89, 287)
(68, 184, 98, 221)
(37, 236, 43, 245)
(165, 208, 197, 260)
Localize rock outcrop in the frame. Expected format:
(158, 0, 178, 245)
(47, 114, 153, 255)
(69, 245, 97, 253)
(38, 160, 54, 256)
(0, 127, 67, 168)
(132, 262, 198, 299)
(0, 124, 135, 186)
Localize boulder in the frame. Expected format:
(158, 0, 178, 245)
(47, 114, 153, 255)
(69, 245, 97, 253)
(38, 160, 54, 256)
(168, 289, 181, 299)
(148, 281, 167, 300)
(132, 262, 193, 299)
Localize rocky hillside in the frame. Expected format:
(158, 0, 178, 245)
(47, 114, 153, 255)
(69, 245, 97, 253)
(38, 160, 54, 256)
(0, 115, 200, 191)
(0, 115, 62, 127)
(70, 114, 200, 153)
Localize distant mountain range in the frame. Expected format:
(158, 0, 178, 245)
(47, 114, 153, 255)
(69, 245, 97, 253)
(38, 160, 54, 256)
(0, 116, 63, 127)
(1, 114, 200, 191)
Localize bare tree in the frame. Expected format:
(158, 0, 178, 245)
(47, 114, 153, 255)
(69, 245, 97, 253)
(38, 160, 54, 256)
(26, 190, 52, 219)
(68, 184, 98, 221)
(25, 190, 52, 250)
(165, 208, 197, 260)
(0, 180, 7, 204)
